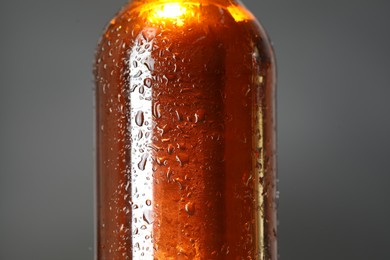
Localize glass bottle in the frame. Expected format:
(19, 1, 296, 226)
(94, 0, 277, 258)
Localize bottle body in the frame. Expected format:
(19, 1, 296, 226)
(95, 1, 276, 259)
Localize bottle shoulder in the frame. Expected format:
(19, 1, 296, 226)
(99, 2, 270, 45)
(94, 1, 275, 75)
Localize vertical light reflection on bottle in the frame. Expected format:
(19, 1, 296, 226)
(252, 44, 266, 259)
(128, 27, 157, 259)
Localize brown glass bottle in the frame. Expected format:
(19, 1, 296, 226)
(95, 0, 276, 259)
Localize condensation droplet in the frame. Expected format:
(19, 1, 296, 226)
(148, 144, 161, 152)
(143, 209, 154, 224)
(167, 144, 174, 154)
(185, 202, 195, 215)
(175, 110, 183, 121)
(174, 178, 184, 190)
(176, 153, 189, 166)
(138, 130, 143, 140)
(130, 84, 138, 92)
(135, 111, 144, 126)
(156, 156, 167, 166)
(177, 247, 188, 257)
(139, 86, 145, 94)
(138, 154, 148, 171)
(166, 167, 172, 181)
(144, 60, 153, 71)
(146, 199, 152, 206)
(119, 224, 125, 232)
(194, 109, 206, 123)
(144, 78, 152, 88)
(134, 70, 142, 78)
(153, 102, 161, 119)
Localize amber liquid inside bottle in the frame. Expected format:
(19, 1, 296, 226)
(95, 0, 276, 259)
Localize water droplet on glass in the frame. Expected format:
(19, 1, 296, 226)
(167, 144, 174, 154)
(175, 110, 183, 121)
(176, 153, 189, 166)
(177, 247, 188, 257)
(144, 78, 152, 88)
(138, 154, 148, 171)
(174, 178, 184, 190)
(162, 138, 170, 143)
(156, 156, 167, 166)
(146, 199, 152, 206)
(153, 102, 161, 119)
(130, 84, 138, 92)
(135, 111, 144, 126)
(185, 202, 195, 215)
(166, 167, 172, 181)
(148, 144, 161, 152)
(133, 70, 142, 78)
(194, 109, 206, 123)
(143, 209, 154, 224)
(138, 130, 143, 140)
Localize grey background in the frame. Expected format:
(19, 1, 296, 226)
(0, 0, 389, 259)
